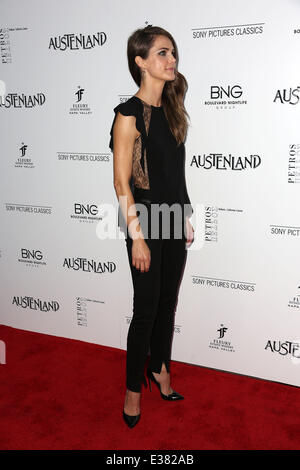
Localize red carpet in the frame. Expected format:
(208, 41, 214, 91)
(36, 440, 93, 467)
(0, 324, 299, 450)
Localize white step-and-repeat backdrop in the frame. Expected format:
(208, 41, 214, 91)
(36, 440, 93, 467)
(1, 0, 300, 386)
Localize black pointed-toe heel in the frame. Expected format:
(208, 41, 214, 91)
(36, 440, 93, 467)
(123, 410, 140, 428)
(146, 366, 184, 401)
(122, 374, 148, 428)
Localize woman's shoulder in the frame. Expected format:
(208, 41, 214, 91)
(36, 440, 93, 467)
(113, 96, 141, 117)
(109, 96, 144, 151)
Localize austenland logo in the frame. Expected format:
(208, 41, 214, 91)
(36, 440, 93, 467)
(63, 257, 116, 274)
(49, 32, 107, 51)
(190, 153, 261, 170)
(265, 340, 300, 357)
(12, 296, 60, 311)
(274, 86, 300, 105)
(0, 92, 46, 108)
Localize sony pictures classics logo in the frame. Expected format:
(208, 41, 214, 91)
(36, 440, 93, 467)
(209, 324, 235, 353)
(192, 22, 264, 40)
(69, 86, 92, 115)
(270, 224, 300, 237)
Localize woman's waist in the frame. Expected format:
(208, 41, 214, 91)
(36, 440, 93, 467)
(132, 186, 183, 206)
(132, 187, 154, 205)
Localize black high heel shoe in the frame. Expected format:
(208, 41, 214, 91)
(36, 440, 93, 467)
(123, 375, 148, 428)
(146, 366, 184, 401)
(122, 410, 140, 428)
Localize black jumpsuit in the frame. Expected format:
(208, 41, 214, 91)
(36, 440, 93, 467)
(109, 95, 193, 392)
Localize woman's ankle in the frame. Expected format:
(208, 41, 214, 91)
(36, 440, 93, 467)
(125, 389, 141, 402)
(124, 390, 141, 414)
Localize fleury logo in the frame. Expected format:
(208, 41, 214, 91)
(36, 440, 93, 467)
(69, 86, 91, 115)
(217, 325, 228, 339)
(75, 87, 84, 102)
(15, 142, 35, 169)
(20, 143, 27, 157)
(209, 325, 236, 353)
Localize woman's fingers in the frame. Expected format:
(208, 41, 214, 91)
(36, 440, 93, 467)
(132, 244, 151, 273)
(133, 259, 148, 272)
(185, 218, 194, 244)
(144, 257, 150, 272)
(140, 261, 146, 273)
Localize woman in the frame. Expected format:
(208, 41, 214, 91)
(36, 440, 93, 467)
(109, 25, 194, 428)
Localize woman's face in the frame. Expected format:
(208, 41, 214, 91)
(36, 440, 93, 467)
(142, 35, 177, 81)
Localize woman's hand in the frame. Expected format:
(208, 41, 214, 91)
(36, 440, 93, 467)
(185, 217, 194, 245)
(132, 239, 151, 273)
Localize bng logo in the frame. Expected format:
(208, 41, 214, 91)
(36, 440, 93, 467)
(210, 85, 243, 99)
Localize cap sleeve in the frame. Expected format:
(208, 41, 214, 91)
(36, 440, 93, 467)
(109, 98, 145, 152)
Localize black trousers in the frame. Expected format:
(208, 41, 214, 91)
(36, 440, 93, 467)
(124, 234, 187, 392)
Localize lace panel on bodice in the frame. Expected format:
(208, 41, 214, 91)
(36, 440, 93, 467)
(132, 102, 151, 190)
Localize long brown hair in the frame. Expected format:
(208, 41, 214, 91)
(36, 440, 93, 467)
(127, 25, 190, 146)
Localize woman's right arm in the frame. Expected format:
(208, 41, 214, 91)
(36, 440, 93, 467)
(112, 111, 151, 273)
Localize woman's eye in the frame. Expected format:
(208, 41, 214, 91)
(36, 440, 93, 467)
(159, 50, 176, 58)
